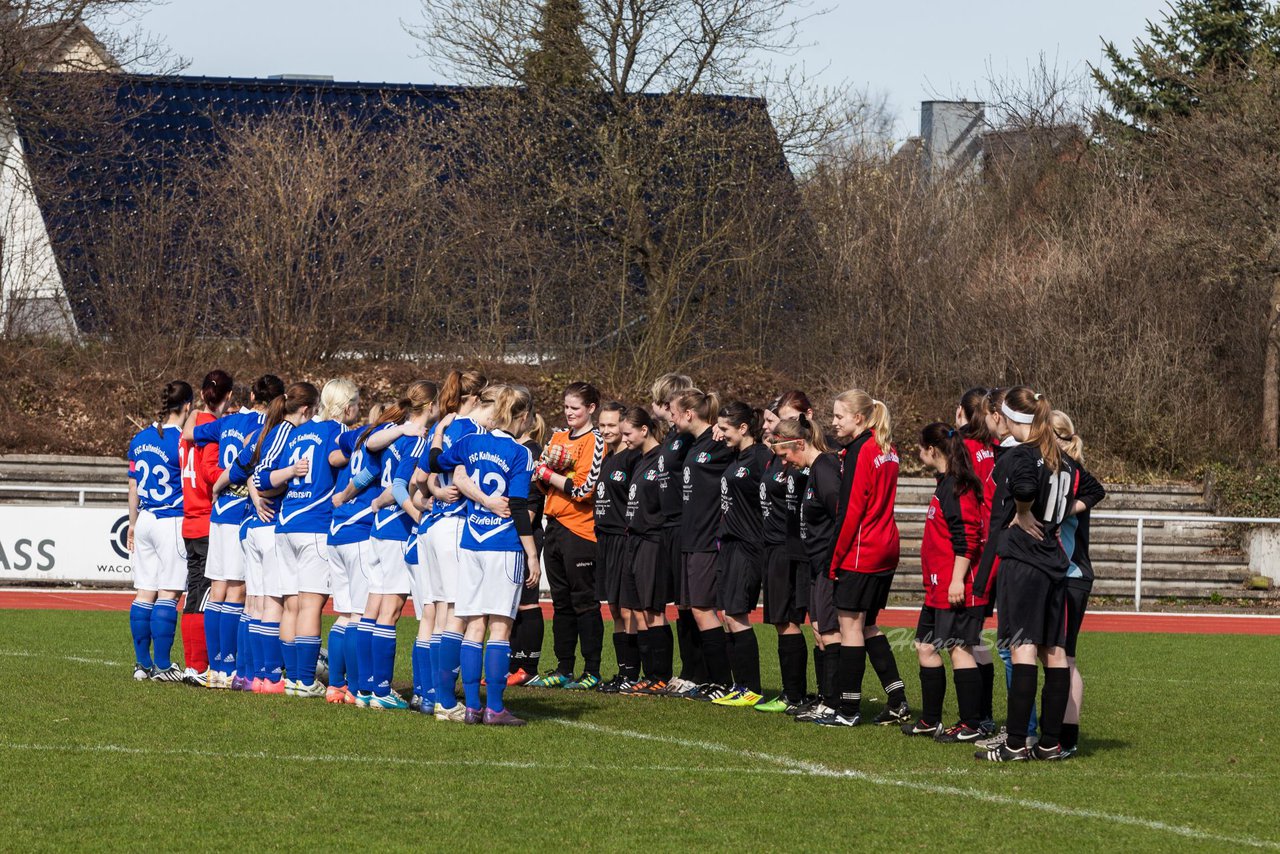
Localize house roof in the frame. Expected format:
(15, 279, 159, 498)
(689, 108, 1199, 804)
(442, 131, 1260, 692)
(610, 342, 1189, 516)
(12, 73, 793, 335)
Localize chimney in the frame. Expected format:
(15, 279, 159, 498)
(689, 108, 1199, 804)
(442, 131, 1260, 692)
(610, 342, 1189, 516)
(920, 100, 984, 175)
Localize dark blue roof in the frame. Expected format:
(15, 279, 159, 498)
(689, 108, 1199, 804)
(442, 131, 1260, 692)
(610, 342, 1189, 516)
(14, 73, 791, 334)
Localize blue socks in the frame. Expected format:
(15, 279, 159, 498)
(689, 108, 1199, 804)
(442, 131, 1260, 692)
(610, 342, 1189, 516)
(485, 640, 511, 713)
(261, 621, 282, 682)
(220, 603, 243, 676)
(425, 636, 438, 707)
(129, 601, 154, 667)
(150, 599, 178, 670)
(372, 623, 398, 697)
(461, 640, 483, 710)
(356, 618, 376, 694)
(282, 639, 298, 682)
(295, 635, 321, 685)
(250, 618, 266, 679)
(412, 639, 429, 700)
(327, 623, 347, 689)
(204, 602, 222, 674)
(437, 631, 463, 709)
(346, 624, 361, 693)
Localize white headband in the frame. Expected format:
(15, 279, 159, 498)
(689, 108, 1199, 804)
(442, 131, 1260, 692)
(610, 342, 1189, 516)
(1001, 402, 1035, 425)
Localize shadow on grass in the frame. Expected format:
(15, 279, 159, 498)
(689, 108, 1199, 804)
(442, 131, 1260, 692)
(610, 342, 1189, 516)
(1076, 738, 1131, 757)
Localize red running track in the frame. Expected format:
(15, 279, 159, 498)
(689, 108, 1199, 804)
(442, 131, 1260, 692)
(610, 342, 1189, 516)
(2, 589, 1278, 635)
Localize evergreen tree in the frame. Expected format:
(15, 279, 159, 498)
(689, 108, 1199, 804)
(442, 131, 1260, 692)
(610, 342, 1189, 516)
(1091, 0, 1280, 131)
(522, 0, 594, 90)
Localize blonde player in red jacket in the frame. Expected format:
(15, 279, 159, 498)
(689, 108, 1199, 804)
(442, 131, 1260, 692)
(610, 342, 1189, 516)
(819, 389, 907, 728)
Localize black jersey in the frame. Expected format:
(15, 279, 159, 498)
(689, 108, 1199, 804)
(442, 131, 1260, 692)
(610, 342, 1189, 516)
(658, 430, 692, 527)
(679, 427, 734, 552)
(799, 454, 841, 570)
(993, 443, 1080, 578)
(522, 439, 546, 552)
(761, 454, 791, 547)
(625, 447, 663, 540)
(719, 443, 771, 544)
(594, 446, 638, 536)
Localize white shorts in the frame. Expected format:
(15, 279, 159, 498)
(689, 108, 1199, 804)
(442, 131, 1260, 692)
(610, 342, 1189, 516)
(279, 532, 331, 595)
(422, 516, 464, 604)
(243, 526, 277, 598)
(328, 540, 373, 615)
(404, 537, 424, 620)
(455, 549, 525, 619)
(411, 531, 440, 615)
(205, 522, 245, 582)
(132, 511, 187, 592)
(369, 537, 411, 597)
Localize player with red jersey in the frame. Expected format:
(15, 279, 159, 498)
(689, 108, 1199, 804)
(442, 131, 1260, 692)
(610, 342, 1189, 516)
(902, 422, 988, 742)
(824, 389, 907, 728)
(178, 370, 234, 686)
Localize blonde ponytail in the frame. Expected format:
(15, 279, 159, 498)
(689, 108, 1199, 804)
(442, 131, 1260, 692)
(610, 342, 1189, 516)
(835, 389, 892, 455)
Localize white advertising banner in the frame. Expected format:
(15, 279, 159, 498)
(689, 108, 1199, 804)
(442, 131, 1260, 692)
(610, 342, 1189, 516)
(0, 505, 133, 582)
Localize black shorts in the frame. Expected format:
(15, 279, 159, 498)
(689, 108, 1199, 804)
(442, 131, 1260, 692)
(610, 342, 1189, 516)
(832, 569, 894, 626)
(595, 532, 628, 606)
(762, 544, 808, 625)
(183, 536, 211, 614)
(716, 540, 763, 615)
(622, 535, 669, 612)
(916, 604, 985, 649)
(996, 558, 1067, 648)
(679, 550, 719, 609)
(662, 526, 683, 604)
(808, 562, 838, 635)
(518, 576, 541, 607)
(1064, 578, 1092, 657)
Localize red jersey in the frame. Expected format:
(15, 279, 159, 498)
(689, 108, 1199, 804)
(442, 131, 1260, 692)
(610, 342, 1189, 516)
(180, 411, 223, 539)
(920, 474, 987, 608)
(830, 430, 900, 576)
(963, 436, 997, 509)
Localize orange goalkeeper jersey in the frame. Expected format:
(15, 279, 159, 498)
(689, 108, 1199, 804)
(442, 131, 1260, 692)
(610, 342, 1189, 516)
(542, 426, 606, 542)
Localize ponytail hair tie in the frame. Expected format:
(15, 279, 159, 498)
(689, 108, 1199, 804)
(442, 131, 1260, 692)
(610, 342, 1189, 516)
(1033, 392, 1043, 401)
(946, 428, 956, 438)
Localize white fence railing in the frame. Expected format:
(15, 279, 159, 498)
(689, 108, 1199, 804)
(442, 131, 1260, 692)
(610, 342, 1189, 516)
(896, 507, 1280, 611)
(0, 484, 125, 506)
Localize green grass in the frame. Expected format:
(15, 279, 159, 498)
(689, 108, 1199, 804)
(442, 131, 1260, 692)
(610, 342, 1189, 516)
(1, 611, 1278, 852)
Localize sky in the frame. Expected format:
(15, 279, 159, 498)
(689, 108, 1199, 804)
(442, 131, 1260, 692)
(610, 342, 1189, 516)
(130, 0, 1166, 139)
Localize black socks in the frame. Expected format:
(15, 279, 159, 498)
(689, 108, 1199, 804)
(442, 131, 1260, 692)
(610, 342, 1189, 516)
(510, 608, 544, 674)
(1038, 666, 1070, 750)
(953, 666, 981, 727)
(676, 610, 706, 683)
(578, 610, 604, 676)
(777, 633, 808, 701)
(977, 660, 995, 720)
(727, 629, 761, 693)
(919, 664, 946, 726)
(1006, 663, 1039, 750)
(836, 644, 866, 717)
(823, 644, 843, 708)
(865, 634, 906, 707)
(700, 628, 732, 687)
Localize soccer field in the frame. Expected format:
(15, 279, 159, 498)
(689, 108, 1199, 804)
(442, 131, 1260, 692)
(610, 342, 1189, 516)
(2, 610, 1278, 852)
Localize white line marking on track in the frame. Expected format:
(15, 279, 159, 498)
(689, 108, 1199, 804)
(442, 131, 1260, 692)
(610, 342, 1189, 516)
(552, 719, 1280, 850)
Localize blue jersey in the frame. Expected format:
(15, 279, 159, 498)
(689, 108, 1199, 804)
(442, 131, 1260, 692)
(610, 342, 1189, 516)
(371, 431, 419, 542)
(438, 428, 534, 553)
(330, 427, 378, 546)
(1060, 514, 1082, 579)
(194, 409, 263, 525)
(263, 419, 343, 535)
(128, 424, 183, 518)
(228, 421, 291, 531)
(417, 416, 482, 532)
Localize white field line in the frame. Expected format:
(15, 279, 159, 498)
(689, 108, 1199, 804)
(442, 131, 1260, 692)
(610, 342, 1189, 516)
(552, 720, 1280, 851)
(0, 740, 799, 780)
(0, 650, 123, 667)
